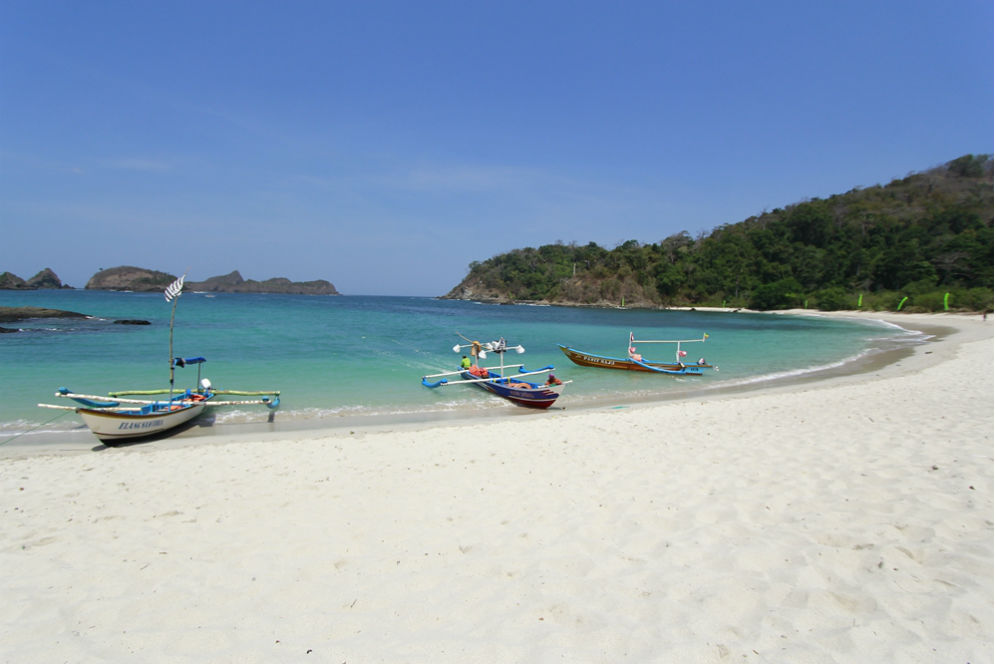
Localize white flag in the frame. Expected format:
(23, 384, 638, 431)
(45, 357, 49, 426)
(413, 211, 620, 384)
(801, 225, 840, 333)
(164, 274, 185, 302)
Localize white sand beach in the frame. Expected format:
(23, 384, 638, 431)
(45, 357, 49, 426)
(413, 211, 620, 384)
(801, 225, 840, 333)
(1, 311, 992, 663)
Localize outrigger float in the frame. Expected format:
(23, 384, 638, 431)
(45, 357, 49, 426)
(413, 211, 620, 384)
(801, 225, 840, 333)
(559, 331, 717, 375)
(38, 274, 280, 442)
(422, 334, 570, 409)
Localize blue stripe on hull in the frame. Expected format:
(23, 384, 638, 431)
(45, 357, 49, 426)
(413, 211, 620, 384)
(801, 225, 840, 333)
(460, 371, 561, 409)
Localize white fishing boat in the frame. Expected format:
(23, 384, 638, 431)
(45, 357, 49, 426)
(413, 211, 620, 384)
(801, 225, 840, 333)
(68, 394, 209, 441)
(38, 274, 280, 442)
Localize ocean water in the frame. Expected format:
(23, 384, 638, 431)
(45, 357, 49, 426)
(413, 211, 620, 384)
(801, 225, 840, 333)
(1, 290, 925, 440)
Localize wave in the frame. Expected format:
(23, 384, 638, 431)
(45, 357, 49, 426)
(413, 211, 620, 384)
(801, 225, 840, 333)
(716, 351, 874, 387)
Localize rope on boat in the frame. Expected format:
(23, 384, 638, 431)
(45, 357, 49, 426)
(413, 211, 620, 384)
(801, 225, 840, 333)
(0, 409, 73, 446)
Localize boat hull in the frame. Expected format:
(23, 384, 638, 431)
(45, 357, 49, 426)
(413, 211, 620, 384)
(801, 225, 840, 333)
(460, 370, 565, 409)
(558, 345, 709, 375)
(76, 402, 207, 441)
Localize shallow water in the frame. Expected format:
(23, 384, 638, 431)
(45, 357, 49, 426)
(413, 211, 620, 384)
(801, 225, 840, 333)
(1, 290, 924, 441)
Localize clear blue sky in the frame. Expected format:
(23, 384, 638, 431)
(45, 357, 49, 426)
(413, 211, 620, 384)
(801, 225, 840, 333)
(2, 1, 992, 295)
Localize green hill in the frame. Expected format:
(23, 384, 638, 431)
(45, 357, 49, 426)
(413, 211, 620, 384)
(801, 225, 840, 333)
(444, 154, 994, 312)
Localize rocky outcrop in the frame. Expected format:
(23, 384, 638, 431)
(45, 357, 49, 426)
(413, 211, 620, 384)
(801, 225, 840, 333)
(27, 268, 64, 289)
(0, 272, 26, 289)
(0, 306, 89, 323)
(0, 268, 68, 289)
(188, 271, 245, 291)
(186, 270, 339, 295)
(0, 307, 155, 333)
(441, 281, 515, 304)
(441, 274, 661, 308)
(86, 266, 177, 292)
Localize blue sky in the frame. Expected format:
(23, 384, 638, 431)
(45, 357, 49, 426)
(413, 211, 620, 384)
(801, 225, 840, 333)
(1, 1, 992, 295)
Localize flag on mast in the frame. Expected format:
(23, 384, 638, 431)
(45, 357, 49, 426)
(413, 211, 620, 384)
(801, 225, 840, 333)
(164, 274, 186, 302)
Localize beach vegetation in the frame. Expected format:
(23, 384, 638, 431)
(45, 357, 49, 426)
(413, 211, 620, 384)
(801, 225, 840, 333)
(749, 278, 805, 310)
(812, 287, 852, 311)
(446, 154, 994, 312)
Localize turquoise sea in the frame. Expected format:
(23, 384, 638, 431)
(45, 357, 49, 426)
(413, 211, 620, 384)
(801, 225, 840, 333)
(1, 290, 926, 443)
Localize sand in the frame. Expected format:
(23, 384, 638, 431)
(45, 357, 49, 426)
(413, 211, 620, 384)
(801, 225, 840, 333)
(1, 311, 992, 663)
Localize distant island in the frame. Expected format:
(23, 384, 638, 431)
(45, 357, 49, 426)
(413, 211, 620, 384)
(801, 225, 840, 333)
(0, 266, 339, 295)
(182, 270, 340, 296)
(0, 268, 69, 290)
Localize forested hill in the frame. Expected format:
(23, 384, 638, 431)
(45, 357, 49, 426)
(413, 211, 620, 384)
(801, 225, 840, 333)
(443, 154, 994, 312)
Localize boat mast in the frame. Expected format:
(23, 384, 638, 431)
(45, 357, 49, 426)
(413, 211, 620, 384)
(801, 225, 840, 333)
(168, 297, 178, 398)
(164, 274, 186, 400)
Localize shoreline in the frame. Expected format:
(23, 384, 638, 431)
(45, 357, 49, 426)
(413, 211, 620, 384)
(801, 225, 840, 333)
(1, 309, 980, 459)
(0, 309, 991, 661)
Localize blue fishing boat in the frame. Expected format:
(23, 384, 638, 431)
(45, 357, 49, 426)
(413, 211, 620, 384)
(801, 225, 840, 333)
(421, 334, 569, 409)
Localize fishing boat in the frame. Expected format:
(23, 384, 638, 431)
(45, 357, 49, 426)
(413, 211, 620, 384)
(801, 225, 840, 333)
(559, 331, 716, 375)
(421, 334, 570, 409)
(49, 388, 211, 441)
(37, 275, 280, 442)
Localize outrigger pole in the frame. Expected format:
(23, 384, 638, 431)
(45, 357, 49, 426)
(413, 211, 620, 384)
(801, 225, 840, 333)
(628, 332, 709, 344)
(629, 332, 709, 367)
(50, 390, 277, 408)
(629, 332, 710, 365)
(421, 366, 555, 388)
(453, 332, 525, 371)
(453, 332, 526, 378)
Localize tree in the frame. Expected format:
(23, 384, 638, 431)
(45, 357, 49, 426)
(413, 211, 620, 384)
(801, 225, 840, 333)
(748, 278, 805, 310)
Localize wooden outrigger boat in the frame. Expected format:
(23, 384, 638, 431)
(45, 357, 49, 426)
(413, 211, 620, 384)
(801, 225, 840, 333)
(559, 331, 716, 375)
(421, 334, 570, 409)
(48, 389, 211, 441)
(42, 360, 280, 441)
(38, 275, 280, 442)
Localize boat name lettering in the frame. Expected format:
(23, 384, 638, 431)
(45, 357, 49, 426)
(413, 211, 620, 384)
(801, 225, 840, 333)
(118, 420, 165, 430)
